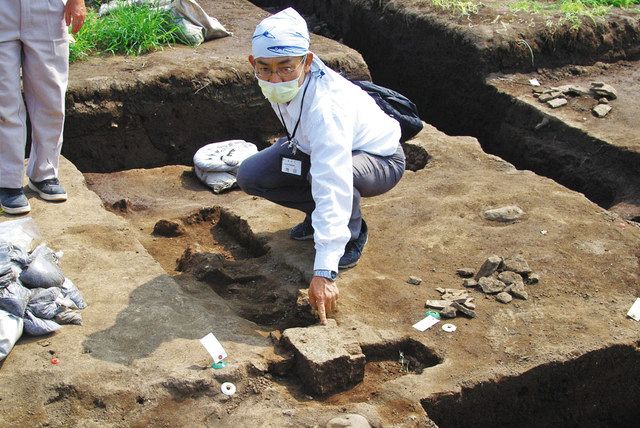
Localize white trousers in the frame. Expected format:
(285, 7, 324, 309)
(0, 0, 69, 188)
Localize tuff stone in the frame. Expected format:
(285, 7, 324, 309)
(475, 255, 502, 280)
(478, 277, 506, 294)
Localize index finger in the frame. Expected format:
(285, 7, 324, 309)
(317, 300, 327, 325)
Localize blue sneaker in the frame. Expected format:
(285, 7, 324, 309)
(28, 178, 67, 202)
(289, 215, 314, 240)
(339, 220, 369, 269)
(0, 188, 31, 215)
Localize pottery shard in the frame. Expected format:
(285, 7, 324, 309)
(593, 104, 612, 118)
(500, 255, 532, 275)
(426, 300, 453, 309)
(554, 85, 589, 96)
(538, 91, 562, 102)
(482, 205, 524, 222)
(456, 268, 475, 278)
(451, 301, 476, 318)
(463, 278, 478, 288)
(547, 98, 567, 108)
(478, 277, 506, 294)
(439, 306, 457, 319)
(497, 271, 524, 286)
(507, 283, 529, 300)
(462, 298, 476, 309)
(590, 82, 617, 100)
(496, 292, 513, 304)
(475, 255, 502, 280)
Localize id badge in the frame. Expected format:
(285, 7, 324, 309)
(281, 157, 302, 176)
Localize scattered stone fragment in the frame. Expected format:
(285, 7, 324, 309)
(326, 414, 372, 428)
(152, 219, 185, 237)
(462, 298, 476, 310)
(439, 306, 457, 319)
(590, 82, 617, 100)
(525, 272, 540, 285)
(547, 98, 567, 108)
(534, 117, 549, 131)
(507, 283, 529, 300)
(482, 205, 524, 222)
(426, 300, 453, 309)
(498, 271, 524, 286)
(435, 287, 446, 294)
(406, 276, 422, 285)
(462, 278, 478, 288)
(475, 255, 502, 280)
(496, 292, 513, 304)
(598, 97, 609, 104)
(456, 268, 475, 278)
(532, 87, 544, 94)
(538, 91, 563, 102)
(593, 104, 612, 118)
(500, 255, 532, 275)
(478, 277, 506, 294)
(451, 301, 476, 318)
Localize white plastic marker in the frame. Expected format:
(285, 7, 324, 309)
(442, 324, 457, 333)
(199, 333, 228, 363)
(413, 315, 440, 332)
(627, 298, 640, 321)
(221, 382, 236, 396)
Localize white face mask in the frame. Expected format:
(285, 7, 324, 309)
(257, 77, 302, 104)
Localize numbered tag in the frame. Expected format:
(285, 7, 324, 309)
(281, 157, 302, 176)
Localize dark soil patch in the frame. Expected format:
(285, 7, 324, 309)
(422, 342, 640, 427)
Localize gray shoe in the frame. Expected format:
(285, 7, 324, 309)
(28, 178, 67, 202)
(0, 188, 31, 215)
(289, 215, 314, 241)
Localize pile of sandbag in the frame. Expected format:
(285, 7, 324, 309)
(0, 219, 86, 361)
(193, 140, 258, 193)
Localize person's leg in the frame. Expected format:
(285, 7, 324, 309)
(348, 144, 406, 239)
(237, 138, 315, 214)
(0, 40, 28, 190)
(23, 0, 68, 200)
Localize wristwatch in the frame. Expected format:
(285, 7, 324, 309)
(314, 269, 337, 281)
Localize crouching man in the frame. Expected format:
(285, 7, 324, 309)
(237, 8, 405, 324)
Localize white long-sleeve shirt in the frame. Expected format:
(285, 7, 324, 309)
(270, 57, 401, 272)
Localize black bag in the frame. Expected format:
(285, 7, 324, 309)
(352, 80, 423, 142)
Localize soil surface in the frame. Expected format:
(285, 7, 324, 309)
(3, 123, 639, 426)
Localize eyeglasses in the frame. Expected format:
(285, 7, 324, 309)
(254, 56, 306, 80)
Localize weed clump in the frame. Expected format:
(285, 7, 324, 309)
(70, 2, 190, 62)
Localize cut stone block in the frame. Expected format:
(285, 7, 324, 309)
(282, 320, 365, 396)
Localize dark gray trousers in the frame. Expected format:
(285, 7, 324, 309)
(237, 138, 406, 239)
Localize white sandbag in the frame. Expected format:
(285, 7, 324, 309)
(0, 309, 23, 361)
(173, 0, 232, 39)
(0, 217, 40, 252)
(194, 169, 237, 194)
(193, 140, 258, 172)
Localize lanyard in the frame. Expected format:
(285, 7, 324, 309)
(276, 77, 311, 155)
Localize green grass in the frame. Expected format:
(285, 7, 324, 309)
(69, 2, 189, 62)
(430, 0, 483, 15)
(509, 0, 640, 28)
